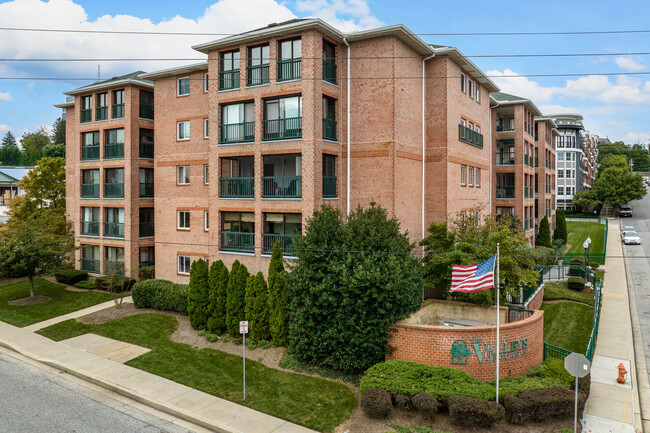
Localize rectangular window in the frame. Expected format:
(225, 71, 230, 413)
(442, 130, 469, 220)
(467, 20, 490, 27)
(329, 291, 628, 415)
(475, 83, 480, 102)
(140, 246, 155, 267)
(104, 168, 124, 198)
(461, 165, 467, 185)
(204, 118, 209, 138)
(558, 152, 564, 161)
(204, 164, 209, 184)
(177, 210, 190, 229)
(322, 40, 337, 84)
(558, 187, 564, 195)
(220, 101, 255, 143)
(96, 92, 108, 121)
(178, 255, 191, 274)
(105, 246, 125, 275)
(278, 38, 302, 81)
(248, 44, 270, 86)
(468, 79, 474, 98)
(323, 153, 337, 198)
(558, 169, 564, 178)
(460, 72, 466, 92)
(220, 50, 240, 90)
(469, 167, 474, 186)
(81, 207, 100, 236)
(104, 128, 125, 159)
(177, 77, 190, 96)
(322, 96, 337, 141)
(177, 165, 190, 185)
(104, 207, 124, 238)
(81, 131, 99, 160)
(139, 168, 154, 198)
(81, 95, 92, 123)
(221, 50, 240, 71)
(204, 73, 209, 92)
(138, 89, 153, 119)
(139, 128, 154, 158)
(177, 121, 190, 140)
(262, 154, 302, 198)
(204, 211, 209, 231)
(263, 95, 302, 140)
(222, 211, 255, 233)
(476, 168, 481, 187)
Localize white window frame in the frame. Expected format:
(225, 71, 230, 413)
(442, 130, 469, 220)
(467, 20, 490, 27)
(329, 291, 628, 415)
(461, 164, 467, 186)
(178, 255, 191, 274)
(469, 166, 474, 186)
(460, 72, 466, 92)
(558, 187, 564, 195)
(204, 211, 209, 231)
(476, 168, 481, 187)
(177, 76, 190, 96)
(177, 165, 190, 185)
(204, 164, 209, 184)
(558, 169, 564, 179)
(203, 73, 209, 93)
(475, 83, 480, 102)
(468, 79, 474, 98)
(177, 121, 190, 141)
(204, 118, 209, 138)
(177, 210, 190, 230)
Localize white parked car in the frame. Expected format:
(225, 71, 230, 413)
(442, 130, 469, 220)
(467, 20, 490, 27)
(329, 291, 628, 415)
(623, 231, 641, 245)
(622, 226, 636, 239)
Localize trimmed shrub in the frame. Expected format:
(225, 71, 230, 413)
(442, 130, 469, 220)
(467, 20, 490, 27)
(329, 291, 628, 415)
(360, 388, 392, 419)
(245, 272, 270, 341)
(268, 240, 289, 346)
(393, 394, 411, 410)
(535, 215, 552, 248)
(131, 279, 189, 314)
(503, 386, 584, 424)
(589, 262, 600, 270)
(411, 393, 438, 421)
(95, 276, 135, 293)
(447, 395, 504, 428)
(73, 280, 97, 290)
(139, 266, 155, 281)
(187, 259, 210, 330)
(568, 276, 585, 291)
(553, 210, 567, 244)
(54, 269, 88, 285)
(207, 260, 228, 335)
(226, 261, 249, 337)
(534, 246, 557, 267)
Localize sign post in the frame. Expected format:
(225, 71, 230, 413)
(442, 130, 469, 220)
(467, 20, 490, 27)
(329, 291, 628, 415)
(564, 352, 591, 433)
(240, 321, 248, 400)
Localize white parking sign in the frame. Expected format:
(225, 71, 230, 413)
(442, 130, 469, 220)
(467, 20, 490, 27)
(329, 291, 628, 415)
(239, 321, 248, 334)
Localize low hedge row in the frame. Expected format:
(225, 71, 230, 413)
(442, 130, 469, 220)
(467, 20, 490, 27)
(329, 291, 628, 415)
(504, 386, 585, 424)
(73, 280, 97, 290)
(132, 279, 189, 314)
(54, 269, 88, 285)
(448, 395, 504, 428)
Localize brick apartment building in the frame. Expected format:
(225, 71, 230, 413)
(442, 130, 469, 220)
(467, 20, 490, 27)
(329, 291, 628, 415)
(59, 18, 508, 281)
(490, 92, 558, 245)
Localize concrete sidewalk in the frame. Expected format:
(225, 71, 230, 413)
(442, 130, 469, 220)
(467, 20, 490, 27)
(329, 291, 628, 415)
(0, 300, 315, 433)
(582, 221, 643, 432)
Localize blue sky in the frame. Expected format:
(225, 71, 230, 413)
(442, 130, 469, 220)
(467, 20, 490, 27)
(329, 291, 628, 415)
(2, 0, 650, 144)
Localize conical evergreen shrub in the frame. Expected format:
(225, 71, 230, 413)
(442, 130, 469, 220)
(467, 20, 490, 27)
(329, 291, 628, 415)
(187, 259, 209, 330)
(207, 260, 228, 334)
(226, 261, 249, 337)
(535, 215, 552, 248)
(268, 240, 288, 345)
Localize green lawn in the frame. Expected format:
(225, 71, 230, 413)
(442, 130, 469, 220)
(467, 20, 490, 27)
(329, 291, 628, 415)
(37, 313, 356, 432)
(541, 302, 594, 353)
(566, 221, 605, 255)
(0, 278, 115, 327)
(543, 281, 595, 306)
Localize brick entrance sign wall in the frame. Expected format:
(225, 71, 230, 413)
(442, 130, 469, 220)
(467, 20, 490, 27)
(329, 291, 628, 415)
(386, 310, 544, 381)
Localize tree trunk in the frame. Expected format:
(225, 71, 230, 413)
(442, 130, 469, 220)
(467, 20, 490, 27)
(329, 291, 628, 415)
(28, 275, 35, 297)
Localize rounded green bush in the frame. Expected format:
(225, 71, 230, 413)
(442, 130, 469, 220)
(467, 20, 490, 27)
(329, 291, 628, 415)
(360, 388, 392, 419)
(411, 393, 438, 420)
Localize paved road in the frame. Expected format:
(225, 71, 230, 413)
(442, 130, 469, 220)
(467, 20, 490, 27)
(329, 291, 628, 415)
(622, 189, 650, 385)
(0, 352, 195, 433)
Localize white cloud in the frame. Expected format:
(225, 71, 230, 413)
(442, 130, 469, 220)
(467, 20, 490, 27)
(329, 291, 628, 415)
(27, 82, 34, 91)
(615, 56, 646, 72)
(487, 69, 558, 103)
(0, 124, 10, 132)
(0, 92, 12, 101)
(539, 104, 579, 114)
(295, 0, 383, 31)
(622, 131, 650, 144)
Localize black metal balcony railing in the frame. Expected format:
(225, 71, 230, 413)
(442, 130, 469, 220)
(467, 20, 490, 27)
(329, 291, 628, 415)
(80, 109, 92, 123)
(220, 177, 254, 198)
(139, 103, 153, 119)
(496, 185, 515, 199)
(323, 59, 337, 84)
(220, 231, 255, 253)
(81, 221, 99, 236)
(96, 106, 108, 121)
(139, 221, 154, 238)
(140, 260, 155, 268)
(458, 124, 483, 148)
(139, 182, 154, 198)
(104, 182, 124, 198)
(247, 64, 270, 86)
(112, 103, 124, 119)
(262, 176, 302, 198)
(81, 258, 99, 273)
(323, 176, 337, 198)
(262, 117, 302, 140)
(81, 146, 99, 160)
(104, 143, 124, 159)
(262, 233, 295, 255)
(220, 122, 255, 144)
(495, 152, 515, 165)
(139, 142, 154, 159)
(81, 183, 99, 198)
(277, 58, 301, 82)
(104, 222, 124, 238)
(323, 118, 337, 141)
(219, 69, 240, 90)
(496, 119, 514, 132)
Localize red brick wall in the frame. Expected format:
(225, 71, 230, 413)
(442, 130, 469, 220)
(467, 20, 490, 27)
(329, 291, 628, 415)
(525, 286, 545, 311)
(386, 310, 544, 381)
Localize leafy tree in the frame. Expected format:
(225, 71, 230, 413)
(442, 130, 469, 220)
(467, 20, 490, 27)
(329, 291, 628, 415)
(245, 272, 270, 341)
(52, 117, 66, 145)
(20, 128, 51, 165)
(187, 259, 210, 330)
(420, 221, 459, 294)
(592, 165, 645, 206)
(535, 215, 552, 248)
(42, 143, 66, 158)
(288, 204, 423, 374)
(1, 131, 17, 148)
(207, 260, 229, 334)
(0, 145, 21, 165)
(226, 261, 249, 337)
(572, 189, 600, 211)
(553, 210, 567, 244)
(268, 240, 288, 345)
(597, 140, 650, 172)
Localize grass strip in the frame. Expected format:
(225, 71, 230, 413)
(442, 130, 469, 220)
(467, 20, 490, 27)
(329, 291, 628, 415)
(541, 302, 594, 354)
(543, 282, 595, 306)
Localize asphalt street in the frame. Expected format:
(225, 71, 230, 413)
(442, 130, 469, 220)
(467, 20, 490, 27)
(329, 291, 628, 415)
(0, 352, 195, 433)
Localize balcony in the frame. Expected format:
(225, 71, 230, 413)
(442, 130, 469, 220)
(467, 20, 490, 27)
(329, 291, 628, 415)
(528, 187, 534, 198)
(139, 103, 153, 120)
(220, 122, 255, 144)
(524, 187, 529, 199)
(496, 119, 514, 132)
(104, 222, 124, 238)
(140, 260, 155, 268)
(81, 258, 99, 273)
(104, 183, 124, 198)
(262, 117, 302, 141)
(139, 182, 154, 198)
(277, 58, 301, 82)
(323, 176, 337, 198)
(323, 118, 337, 141)
(139, 141, 154, 158)
(104, 143, 124, 159)
(458, 124, 483, 148)
(262, 176, 302, 198)
(220, 177, 254, 198)
(263, 233, 295, 255)
(323, 59, 337, 85)
(219, 69, 239, 90)
(535, 157, 539, 168)
(247, 64, 269, 86)
(496, 185, 515, 199)
(112, 103, 124, 119)
(80, 109, 92, 123)
(81, 184, 99, 198)
(495, 152, 515, 165)
(96, 106, 108, 121)
(524, 155, 529, 167)
(81, 146, 99, 160)
(139, 221, 154, 237)
(106, 261, 124, 276)
(81, 221, 99, 236)
(220, 231, 255, 253)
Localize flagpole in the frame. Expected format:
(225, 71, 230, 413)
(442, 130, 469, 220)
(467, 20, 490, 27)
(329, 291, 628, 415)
(496, 243, 500, 404)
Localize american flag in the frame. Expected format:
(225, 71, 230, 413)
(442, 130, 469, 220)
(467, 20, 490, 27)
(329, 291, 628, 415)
(450, 255, 496, 293)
